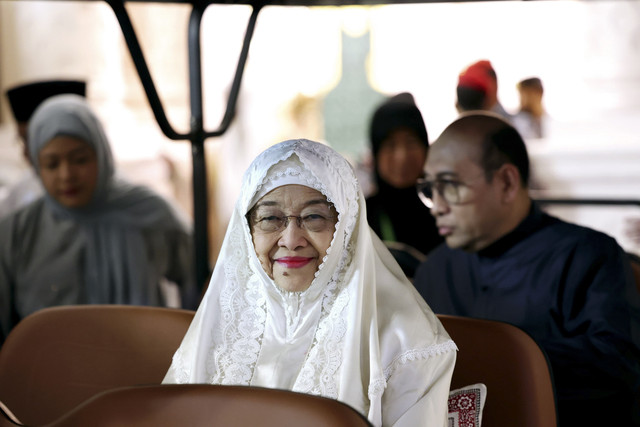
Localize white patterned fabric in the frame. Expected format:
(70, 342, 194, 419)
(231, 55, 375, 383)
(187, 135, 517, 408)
(163, 139, 457, 426)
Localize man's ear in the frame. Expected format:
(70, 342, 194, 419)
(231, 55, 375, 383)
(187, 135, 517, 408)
(496, 164, 522, 203)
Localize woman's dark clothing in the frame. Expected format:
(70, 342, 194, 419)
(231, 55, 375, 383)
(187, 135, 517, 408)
(366, 181, 443, 278)
(366, 93, 443, 278)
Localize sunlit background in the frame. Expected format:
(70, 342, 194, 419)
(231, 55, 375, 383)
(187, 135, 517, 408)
(1, 0, 639, 261)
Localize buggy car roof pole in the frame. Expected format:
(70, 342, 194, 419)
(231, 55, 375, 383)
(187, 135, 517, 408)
(106, 0, 187, 141)
(187, 2, 210, 293)
(105, 0, 263, 294)
(206, 3, 262, 138)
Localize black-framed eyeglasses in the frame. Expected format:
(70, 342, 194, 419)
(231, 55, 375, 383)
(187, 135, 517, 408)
(250, 213, 336, 233)
(416, 178, 467, 208)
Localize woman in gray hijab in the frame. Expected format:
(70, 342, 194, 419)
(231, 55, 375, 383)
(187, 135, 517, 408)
(0, 94, 197, 345)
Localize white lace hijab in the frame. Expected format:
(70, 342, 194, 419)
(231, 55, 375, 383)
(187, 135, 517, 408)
(164, 139, 455, 423)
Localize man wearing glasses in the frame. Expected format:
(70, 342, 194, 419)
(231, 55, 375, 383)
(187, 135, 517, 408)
(413, 112, 640, 426)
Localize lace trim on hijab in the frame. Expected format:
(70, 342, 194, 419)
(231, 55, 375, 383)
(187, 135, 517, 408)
(293, 274, 349, 398)
(207, 220, 267, 385)
(169, 347, 191, 384)
(206, 140, 360, 395)
(384, 340, 458, 381)
(368, 378, 387, 401)
(291, 146, 360, 398)
(367, 340, 458, 399)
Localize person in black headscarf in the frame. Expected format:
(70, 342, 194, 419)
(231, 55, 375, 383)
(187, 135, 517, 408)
(365, 93, 443, 279)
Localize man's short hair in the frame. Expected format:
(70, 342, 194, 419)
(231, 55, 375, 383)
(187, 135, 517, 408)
(517, 77, 543, 94)
(446, 113, 530, 187)
(456, 86, 486, 111)
(481, 124, 529, 187)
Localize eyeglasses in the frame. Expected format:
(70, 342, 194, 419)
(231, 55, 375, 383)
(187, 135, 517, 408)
(416, 178, 468, 208)
(250, 213, 336, 233)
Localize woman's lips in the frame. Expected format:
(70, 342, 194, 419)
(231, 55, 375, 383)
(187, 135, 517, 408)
(275, 256, 313, 268)
(61, 188, 80, 197)
(438, 226, 453, 236)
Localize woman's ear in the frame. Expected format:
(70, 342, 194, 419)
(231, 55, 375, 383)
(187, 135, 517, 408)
(496, 164, 522, 203)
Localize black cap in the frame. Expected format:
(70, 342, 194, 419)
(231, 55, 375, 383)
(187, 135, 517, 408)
(6, 80, 86, 123)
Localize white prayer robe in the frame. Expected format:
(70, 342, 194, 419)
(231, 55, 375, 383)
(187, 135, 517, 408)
(163, 139, 457, 426)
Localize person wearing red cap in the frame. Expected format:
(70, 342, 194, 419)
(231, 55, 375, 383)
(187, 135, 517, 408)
(455, 60, 511, 121)
(1, 80, 87, 219)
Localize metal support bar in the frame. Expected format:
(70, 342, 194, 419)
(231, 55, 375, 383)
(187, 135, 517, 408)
(187, 3, 210, 293)
(534, 198, 640, 207)
(106, 0, 188, 140)
(104, 0, 263, 295)
(206, 3, 262, 138)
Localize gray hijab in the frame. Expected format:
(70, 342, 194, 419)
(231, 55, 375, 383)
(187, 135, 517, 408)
(27, 94, 191, 305)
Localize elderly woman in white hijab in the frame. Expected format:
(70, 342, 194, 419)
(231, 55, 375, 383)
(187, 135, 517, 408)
(0, 94, 197, 344)
(163, 139, 457, 426)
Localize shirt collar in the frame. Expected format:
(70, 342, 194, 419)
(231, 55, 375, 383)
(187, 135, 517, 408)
(477, 201, 545, 258)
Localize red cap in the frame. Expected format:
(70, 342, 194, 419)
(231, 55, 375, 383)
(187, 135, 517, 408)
(457, 60, 496, 95)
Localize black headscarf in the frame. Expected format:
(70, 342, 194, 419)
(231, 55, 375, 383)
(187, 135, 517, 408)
(366, 93, 442, 275)
(369, 92, 429, 160)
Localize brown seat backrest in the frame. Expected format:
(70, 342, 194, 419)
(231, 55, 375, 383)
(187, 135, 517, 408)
(47, 384, 372, 427)
(0, 305, 195, 425)
(438, 314, 557, 427)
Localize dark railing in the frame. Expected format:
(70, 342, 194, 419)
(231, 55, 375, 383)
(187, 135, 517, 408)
(534, 198, 640, 208)
(103, 0, 262, 292)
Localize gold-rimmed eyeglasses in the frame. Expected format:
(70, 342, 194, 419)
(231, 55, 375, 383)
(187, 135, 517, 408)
(250, 213, 336, 233)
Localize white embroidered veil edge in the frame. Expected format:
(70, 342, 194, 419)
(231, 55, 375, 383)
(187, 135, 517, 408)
(163, 139, 456, 421)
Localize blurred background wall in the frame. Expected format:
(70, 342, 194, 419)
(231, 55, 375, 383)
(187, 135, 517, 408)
(1, 0, 639, 260)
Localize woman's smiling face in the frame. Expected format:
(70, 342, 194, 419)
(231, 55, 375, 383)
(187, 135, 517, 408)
(248, 184, 337, 292)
